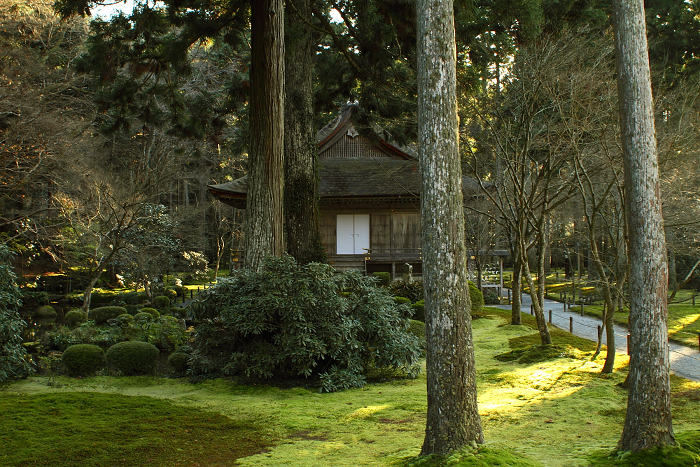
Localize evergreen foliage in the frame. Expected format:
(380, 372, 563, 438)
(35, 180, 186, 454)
(0, 244, 31, 382)
(167, 351, 190, 375)
(61, 344, 105, 376)
(151, 296, 170, 311)
(64, 310, 88, 328)
(187, 255, 421, 392)
(105, 341, 160, 375)
(89, 306, 127, 325)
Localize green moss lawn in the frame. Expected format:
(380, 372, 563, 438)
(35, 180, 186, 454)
(2, 307, 699, 467)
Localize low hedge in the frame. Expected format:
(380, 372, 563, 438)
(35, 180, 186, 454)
(62, 344, 105, 376)
(105, 341, 160, 375)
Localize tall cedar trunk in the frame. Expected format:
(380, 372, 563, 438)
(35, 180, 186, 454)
(245, 0, 285, 271)
(417, 0, 484, 456)
(284, 0, 327, 265)
(511, 257, 522, 325)
(613, 0, 675, 451)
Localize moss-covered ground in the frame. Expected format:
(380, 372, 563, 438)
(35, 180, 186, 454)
(2, 306, 699, 466)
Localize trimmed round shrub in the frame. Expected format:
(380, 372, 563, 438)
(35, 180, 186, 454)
(468, 281, 484, 312)
(372, 272, 391, 287)
(105, 341, 159, 375)
(134, 312, 153, 324)
(152, 295, 171, 311)
(388, 280, 424, 302)
(411, 300, 425, 322)
(161, 289, 177, 301)
(124, 305, 140, 315)
(115, 314, 134, 326)
(407, 319, 426, 343)
(89, 306, 127, 325)
(393, 296, 411, 306)
(34, 305, 57, 319)
(62, 344, 104, 376)
(139, 307, 160, 319)
(64, 310, 87, 328)
(168, 351, 190, 374)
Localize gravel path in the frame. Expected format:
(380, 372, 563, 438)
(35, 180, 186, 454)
(493, 291, 700, 382)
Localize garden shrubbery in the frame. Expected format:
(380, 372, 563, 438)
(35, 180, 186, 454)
(42, 311, 187, 354)
(187, 255, 421, 392)
(152, 295, 171, 311)
(168, 351, 190, 374)
(64, 310, 87, 328)
(469, 281, 484, 312)
(89, 306, 127, 325)
(61, 344, 104, 376)
(105, 341, 159, 375)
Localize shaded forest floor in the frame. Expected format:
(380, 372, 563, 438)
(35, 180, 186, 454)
(2, 307, 699, 467)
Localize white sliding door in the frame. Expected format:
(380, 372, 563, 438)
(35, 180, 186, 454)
(336, 214, 370, 254)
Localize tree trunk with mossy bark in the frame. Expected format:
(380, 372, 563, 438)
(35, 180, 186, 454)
(284, 0, 327, 265)
(417, 0, 484, 456)
(612, 0, 675, 452)
(245, 0, 285, 271)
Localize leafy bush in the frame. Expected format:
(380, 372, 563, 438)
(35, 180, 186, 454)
(168, 351, 190, 374)
(139, 307, 160, 319)
(372, 272, 391, 287)
(411, 300, 425, 322)
(152, 296, 170, 311)
(61, 344, 104, 376)
(187, 255, 421, 392)
(139, 316, 188, 352)
(393, 296, 411, 306)
(134, 312, 153, 324)
(160, 289, 177, 301)
(115, 314, 134, 327)
(469, 281, 484, 312)
(388, 280, 424, 302)
(34, 305, 57, 319)
(64, 310, 87, 328)
(105, 341, 159, 375)
(0, 244, 31, 382)
(89, 306, 127, 325)
(42, 322, 123, 351)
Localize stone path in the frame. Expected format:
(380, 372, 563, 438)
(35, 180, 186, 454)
(493, 292, 700, 382)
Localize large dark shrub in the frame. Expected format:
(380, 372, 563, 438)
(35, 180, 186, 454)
(61, 344, 104, 376)
(105, 341, 159, 375)
(187, 256, 421, 392)
(89, 306, 127, 325)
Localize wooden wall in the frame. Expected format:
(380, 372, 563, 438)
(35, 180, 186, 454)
(320, 209, 421, 255)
